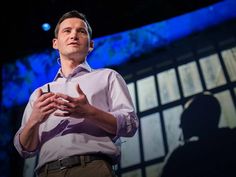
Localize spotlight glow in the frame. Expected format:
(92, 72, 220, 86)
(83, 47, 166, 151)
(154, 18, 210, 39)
(42, 23, 51, 31)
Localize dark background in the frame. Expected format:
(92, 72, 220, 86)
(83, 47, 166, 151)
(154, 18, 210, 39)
(2, 0, 221, 64)
(1, 1, 226, 177)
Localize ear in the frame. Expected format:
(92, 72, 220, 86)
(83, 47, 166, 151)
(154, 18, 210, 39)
(52, 38, 58, 49)
(88, 40, 94, 53)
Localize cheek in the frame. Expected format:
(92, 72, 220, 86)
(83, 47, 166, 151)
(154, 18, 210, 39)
(82, 38, 90, 45)
(56, 40, 66, 50)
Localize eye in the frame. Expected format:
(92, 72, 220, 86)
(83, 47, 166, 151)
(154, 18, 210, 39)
(63, 28, 71, 33)
(78, 29, 87, 34)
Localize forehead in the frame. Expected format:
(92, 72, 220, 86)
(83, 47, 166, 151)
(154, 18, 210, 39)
(59, 18, 88, 29)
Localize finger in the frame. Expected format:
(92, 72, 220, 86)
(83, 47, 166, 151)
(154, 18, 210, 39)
(44, 108, 57, 115)
(56, 104, 72, 112)
(38, 92, 55, 102)
(36, 88, 43, 98)
(54, 111, 71, 117)
(77, 84, 84, 95)
(40, 94, 57, 107)
(54, 98, 75, 108)
(56, 93, 74, 102)
(41, 102, 57, 112)
(42, 109, 56, 117)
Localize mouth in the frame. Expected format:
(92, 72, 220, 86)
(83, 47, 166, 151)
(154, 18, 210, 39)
(68, 42, 80, 46)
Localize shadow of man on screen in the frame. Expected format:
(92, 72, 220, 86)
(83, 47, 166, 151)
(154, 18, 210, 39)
(161, 92, 236, 177)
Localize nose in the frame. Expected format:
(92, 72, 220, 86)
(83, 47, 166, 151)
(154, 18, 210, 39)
(70, 30, 78, 40)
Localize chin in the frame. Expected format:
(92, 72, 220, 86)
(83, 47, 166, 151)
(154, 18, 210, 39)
(69, 53, 86, 62)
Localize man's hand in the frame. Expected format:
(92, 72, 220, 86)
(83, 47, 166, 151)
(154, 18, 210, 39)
(54, 84, 92, 117)
(30, 88, 57, 123)
(19, 88, 57, 151)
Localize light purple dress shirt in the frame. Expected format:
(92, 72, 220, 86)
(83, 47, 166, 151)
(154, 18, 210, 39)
(14, 61, 138, 171)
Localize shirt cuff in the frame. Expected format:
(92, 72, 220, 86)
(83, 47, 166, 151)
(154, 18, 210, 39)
(111, 111, 138, 141)
(13, 128, 38, 158)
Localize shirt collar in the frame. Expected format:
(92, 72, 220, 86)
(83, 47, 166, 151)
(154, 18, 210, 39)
(53, 60, 93, 81)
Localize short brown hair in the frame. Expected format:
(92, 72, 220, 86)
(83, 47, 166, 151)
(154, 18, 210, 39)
(54, 10, 92, 38)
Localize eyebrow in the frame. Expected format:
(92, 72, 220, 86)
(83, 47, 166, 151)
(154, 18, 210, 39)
(61, 26, 87, 31)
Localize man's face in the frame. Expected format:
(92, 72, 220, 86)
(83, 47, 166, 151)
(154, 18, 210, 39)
(53, 18, 93, 62)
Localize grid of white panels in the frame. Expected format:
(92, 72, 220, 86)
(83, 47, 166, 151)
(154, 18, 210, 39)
(215, 91, 236, 128)
(127, 82, 137, 111)
(23, 156, 37, 177)
(137, 76, 158, 112)
(178, 61, 203, 97)
(221, 46, 236, 82)
(145, 162, 164, 177)
(200, 54, 226, 89)
(119, 47, 236, 177)
(157, 69, 180, 104)
(163, 106, 183, 153)
(120, 131, 141, 168)
(141, 113, 165, 161)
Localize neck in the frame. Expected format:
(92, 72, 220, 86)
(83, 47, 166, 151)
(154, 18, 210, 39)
(60, 58, 85, 77)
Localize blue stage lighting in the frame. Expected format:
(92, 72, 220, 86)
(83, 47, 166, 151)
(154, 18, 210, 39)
(42, 23, 51, 31)
(2, 0, 236, 108)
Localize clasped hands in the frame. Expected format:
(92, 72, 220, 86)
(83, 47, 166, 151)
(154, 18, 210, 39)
(31, 84, 91, 123)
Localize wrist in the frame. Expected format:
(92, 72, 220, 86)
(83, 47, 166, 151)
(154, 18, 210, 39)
(86, 105, 97, 119)
(28, 117, 41, 128)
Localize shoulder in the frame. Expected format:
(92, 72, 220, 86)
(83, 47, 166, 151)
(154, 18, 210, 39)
(92, 68, 119, 74)
(92, 68, 124, 79)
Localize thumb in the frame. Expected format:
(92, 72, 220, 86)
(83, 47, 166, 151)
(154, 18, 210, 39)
(37, 88, 43, 98)
(77, 84, 84, 95)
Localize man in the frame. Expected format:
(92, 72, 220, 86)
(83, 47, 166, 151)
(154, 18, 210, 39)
(161, 92, 236, 177)
(14, 10, 138, 177)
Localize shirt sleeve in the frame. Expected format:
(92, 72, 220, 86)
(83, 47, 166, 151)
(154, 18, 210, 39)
(13, 91, 39, 158)
(107, 70, 139, 141)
